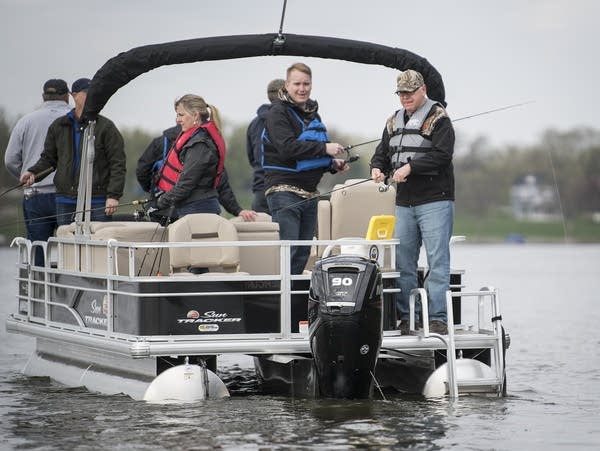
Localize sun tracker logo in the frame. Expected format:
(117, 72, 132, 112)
(177, 310, 242, 327)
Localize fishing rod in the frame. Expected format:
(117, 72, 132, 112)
(278, 100, 535, 213)
(0, 198, 151, 231)
(0, 166, 55, 199)
(341, 100, 536, 157)
(277, 178, 389, 213)
(137, 205, 176, 277)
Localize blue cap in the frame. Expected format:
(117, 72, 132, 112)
(71, 78, 91, 93)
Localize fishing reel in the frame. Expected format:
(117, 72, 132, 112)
(378, 176, 394, 192)
(130, 198, 151, 221)
(342, 147, 360, 165)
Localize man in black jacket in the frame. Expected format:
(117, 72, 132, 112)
(245, 78, 285, 214)
(370, 69, 455, 335)
(136, 125, 256, 222)
(21, 78, 126, 226)
(263, 63, 347, 274)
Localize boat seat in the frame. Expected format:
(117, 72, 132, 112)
(168, 213, 241, 274)
(92, 222, 169, 276)
(55, 221, 169, 276)
(230, 213, 280, 275)
(313, 178, 396, 270)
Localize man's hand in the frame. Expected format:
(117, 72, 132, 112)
(325, 142, 345, 157)
(19, 171, 35, 187)
(331, 158, 349, 173)
(105, 198, 119, 216)
(371, 168, 385, 183)
(393, 164, 411, 183)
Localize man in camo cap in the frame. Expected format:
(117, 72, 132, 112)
(370, 69, 455, 336)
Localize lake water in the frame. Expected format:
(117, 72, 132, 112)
(1, 244, 599, 450)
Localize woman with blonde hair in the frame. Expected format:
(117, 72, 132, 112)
(156, 94, 227, 217)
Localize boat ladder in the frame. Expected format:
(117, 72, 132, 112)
(408, 286, 506, 398)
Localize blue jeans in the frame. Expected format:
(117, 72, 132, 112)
(267, 191, 317, 274)
(23, 193, 57, 266)
(177, 197, 221, 218)
(56, 201, 110, 226)
(395, 200, 454, 323)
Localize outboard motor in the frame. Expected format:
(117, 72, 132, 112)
(308, 254, 383, 399)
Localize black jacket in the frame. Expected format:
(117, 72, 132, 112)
(137, 125, 243, 215)
(263, 99, 329, 192)
(370, 106, 455, 207)
(29, 112, 126, 200)
(246, 103, 270, 193)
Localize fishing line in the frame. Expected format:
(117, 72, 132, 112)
(370, 370, 387, 401)
(451, 100, 535, 123)
(137, 219, 164, 277)
(545, 147, 569, 243)
(152, 206, 176, 276)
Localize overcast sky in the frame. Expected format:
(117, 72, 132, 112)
(1, 0, 598, 151)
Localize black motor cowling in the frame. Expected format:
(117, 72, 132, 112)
(308, 254, 383, 399)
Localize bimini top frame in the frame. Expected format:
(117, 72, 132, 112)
(74, 32, 447, 234)
(82, 32, 446, 121)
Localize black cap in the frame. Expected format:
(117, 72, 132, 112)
(43, 79, 68, 95)
(71, 78, 91, 93)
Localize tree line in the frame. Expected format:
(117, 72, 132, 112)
(1, 107, 599, 240)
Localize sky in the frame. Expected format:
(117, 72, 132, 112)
(1, 0, 598, 152)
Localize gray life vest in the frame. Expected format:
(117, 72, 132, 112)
(389, 98, 439, 168)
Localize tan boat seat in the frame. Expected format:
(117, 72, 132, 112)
(168, 213, 241, 274)
(314, 178, 396, 270)
(55, 221, 168, 276)
(230, 213, 280, 275)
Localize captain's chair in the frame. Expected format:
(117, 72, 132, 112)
(310, 178, 396, 270)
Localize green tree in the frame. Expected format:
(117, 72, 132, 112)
(120, 127, 154, 202)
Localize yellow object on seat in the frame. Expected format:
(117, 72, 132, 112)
(365, 215, 396, 240)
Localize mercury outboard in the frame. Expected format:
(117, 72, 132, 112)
(308, 254, 383, 399)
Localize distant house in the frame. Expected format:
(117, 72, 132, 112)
(510, 174, 558, 221)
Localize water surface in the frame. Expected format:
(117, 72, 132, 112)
(1, 244, 599, 450)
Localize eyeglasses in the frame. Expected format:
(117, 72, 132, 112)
(395, 87, 421, 97)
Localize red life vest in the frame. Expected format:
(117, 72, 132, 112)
(156, 121, 226, 193)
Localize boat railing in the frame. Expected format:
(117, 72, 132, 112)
(10, 234, 400, 345)
(402, 286, 505, 398)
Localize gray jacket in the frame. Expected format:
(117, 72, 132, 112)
(4, 100, 70, 192)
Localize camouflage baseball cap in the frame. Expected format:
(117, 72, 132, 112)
(396, 69, 424, 92)
(267, 78, 285, 102)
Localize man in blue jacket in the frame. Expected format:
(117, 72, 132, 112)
(245, 78, 285, 214)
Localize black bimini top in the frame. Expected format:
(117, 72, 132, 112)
(82, 33, 446, 121)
